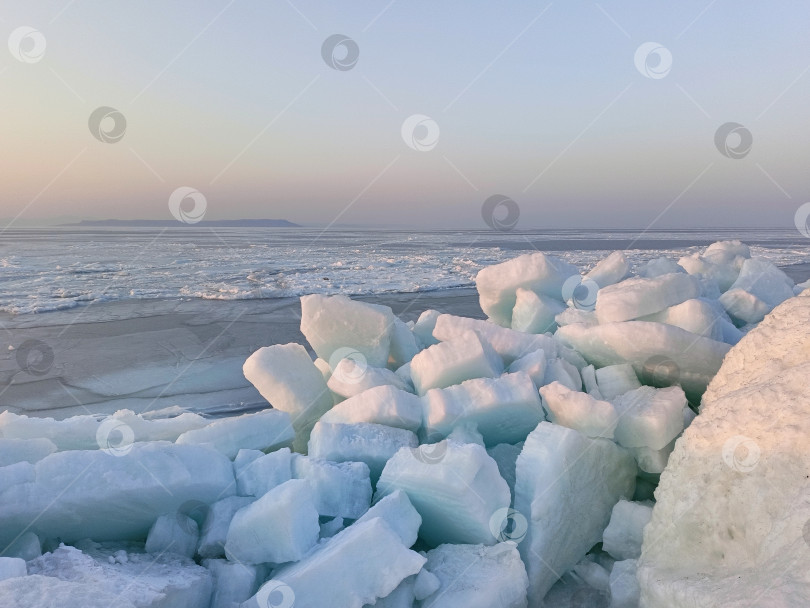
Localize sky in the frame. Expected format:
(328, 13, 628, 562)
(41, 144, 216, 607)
(1, 0, 809, 229)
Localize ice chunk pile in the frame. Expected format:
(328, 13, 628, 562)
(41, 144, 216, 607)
(0, 239, 797, 607)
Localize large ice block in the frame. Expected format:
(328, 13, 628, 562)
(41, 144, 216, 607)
(602, 500, 653, 560)
(308, 421, 418, 480)
(233, 447, 292, 497)
(291, 455, 372, 519)
(539, 381, 617, 439)
(319, 385, 423, 433)
(204, 559, 263, 608)
(145, 513, 199, 559)
(300, 294, 396, 368)
(0, 442, 235, 546)
(242, 343, 332, 451)
(556, 320, 730, 400)
(594, 363, 640, 400)
(507, 348, 547, 388)
(594, 273, 701, 324)
(176, 409, 294, 459)
(510, 288, 565, 333)
(585, 250, 630, 288)
(432, 313, 558, 364)
(354, 489, 422, 547)
(420, 543, 529, 608)
(475, 252, 579, 326)
(225, 479, 320, 565)
(327, 359, 412, 399)
(611, 386, 686, 450)
(421, 372, 543, 446)
(514, 422, 636, 602)
(409, 330, 503, 395)
(245, 518, 425, 608)
(719, 287, 772, 325)
(376, 440, 510, 546)
(640, 298, 726, 341)
(197, 496, 254, 559)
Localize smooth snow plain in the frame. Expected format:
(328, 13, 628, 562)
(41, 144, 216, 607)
(0, 240, 803, 608)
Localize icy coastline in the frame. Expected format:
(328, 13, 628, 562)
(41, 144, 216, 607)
(0, 240, 807, 607)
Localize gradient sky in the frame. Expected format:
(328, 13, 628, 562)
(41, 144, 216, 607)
(2, 1, 809, 228)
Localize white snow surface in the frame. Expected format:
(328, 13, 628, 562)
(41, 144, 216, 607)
(638, 292, 810, 607)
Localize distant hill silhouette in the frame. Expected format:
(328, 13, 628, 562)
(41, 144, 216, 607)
(65, 219, 300, 227)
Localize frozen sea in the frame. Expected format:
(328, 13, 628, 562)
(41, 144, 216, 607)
(0, 226, 808, 419)
(2, 227, 809, 315)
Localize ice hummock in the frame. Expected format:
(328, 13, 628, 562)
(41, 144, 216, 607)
(0, 238, 801, 608)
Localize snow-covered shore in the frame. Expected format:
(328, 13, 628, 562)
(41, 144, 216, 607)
(0, 240, 806, 607)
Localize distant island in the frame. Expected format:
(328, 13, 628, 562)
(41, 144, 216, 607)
(65, 219, 300, 227)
